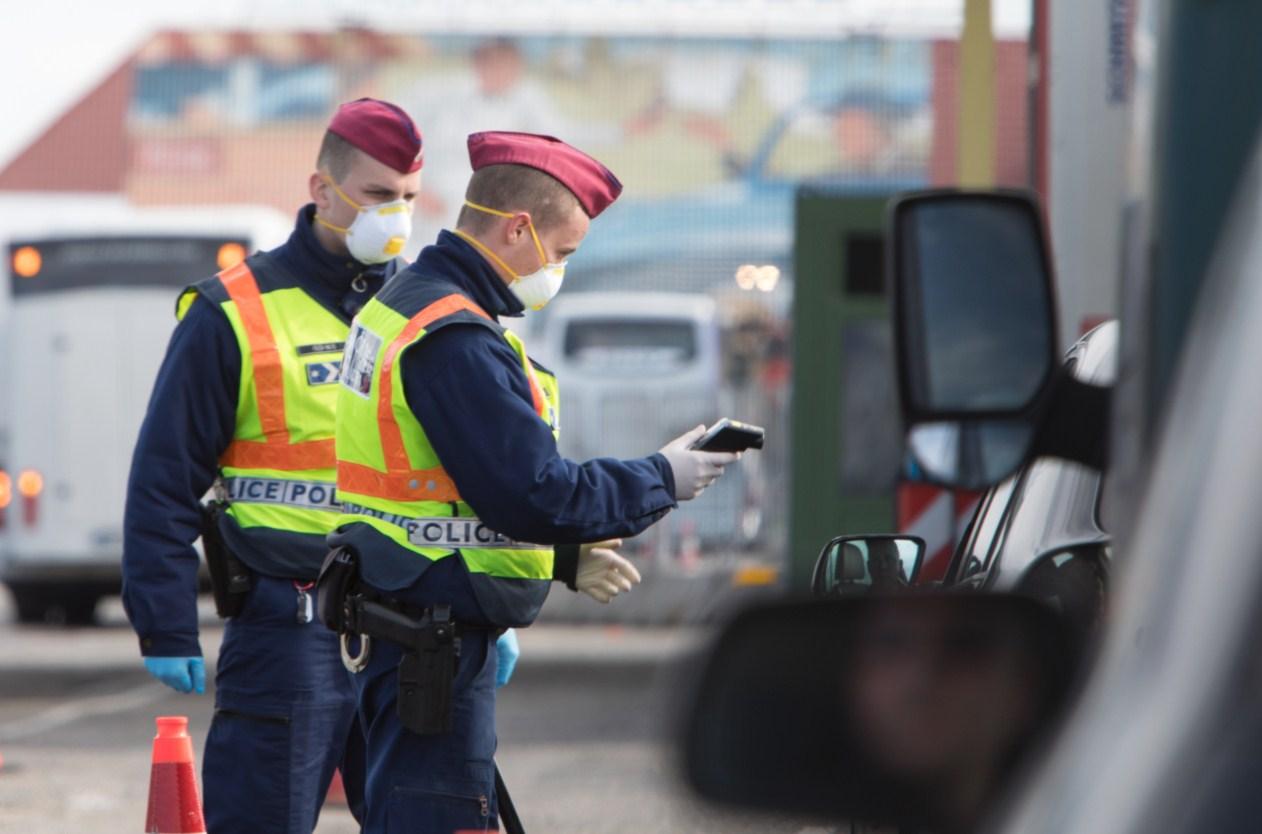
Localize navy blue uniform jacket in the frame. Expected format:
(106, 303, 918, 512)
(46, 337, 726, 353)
(332, 231, 678, 595)
(122, 206, 393, 658)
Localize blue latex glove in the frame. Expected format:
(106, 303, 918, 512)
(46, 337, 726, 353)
(495, 629, 520, 688)
(144, 656, 206, 695)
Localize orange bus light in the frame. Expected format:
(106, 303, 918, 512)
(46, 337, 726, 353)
(13, 245, 42, 278)
(217, 242, 247, 270)
(17, 469, 44, 498)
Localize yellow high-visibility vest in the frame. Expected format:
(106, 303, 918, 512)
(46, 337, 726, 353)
(333, 279, 559, 626)
(178, 257, 347, 573)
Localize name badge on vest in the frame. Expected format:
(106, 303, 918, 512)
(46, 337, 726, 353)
(341, 322, 382, 399)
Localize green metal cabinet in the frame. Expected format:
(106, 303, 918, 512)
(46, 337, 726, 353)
(788, 188, 901, 589)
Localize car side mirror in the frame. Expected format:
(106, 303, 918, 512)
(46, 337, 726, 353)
(682, 594, 1079, 833)
(811, 535, 925, 595)
(889, 190, 1060, 489)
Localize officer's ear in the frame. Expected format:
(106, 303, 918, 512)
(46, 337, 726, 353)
(504, 212, 533, 246)
(310, 172, 334, 213)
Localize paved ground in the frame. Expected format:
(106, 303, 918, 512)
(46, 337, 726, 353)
(0, 591, 833, 833)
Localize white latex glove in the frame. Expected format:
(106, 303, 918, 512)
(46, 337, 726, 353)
(658, 425, 740, 501)
(576, 539, 642, 603)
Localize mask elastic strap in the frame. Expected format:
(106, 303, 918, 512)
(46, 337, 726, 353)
(452, 229, 522, 281)
(325, 175, 364, 211)
(463, 199, 513, 217)
(315, 215, 350, 235)
(463, 200, 548, 268)
(315, 173, 362, 235)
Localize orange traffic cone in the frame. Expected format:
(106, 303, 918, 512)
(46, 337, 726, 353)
(325, 768, 348, 806)
(144, 716, 206, 834)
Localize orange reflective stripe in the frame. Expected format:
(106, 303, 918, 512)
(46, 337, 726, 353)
(350, 293, 549, 504)
(338, 460, 461, 503)
(378, 294, 492, 473)
(216, 263, 336, 472)
(222, 438, 336, 471)
(521, 359, 548, 420)
(219, 263, 287, 440)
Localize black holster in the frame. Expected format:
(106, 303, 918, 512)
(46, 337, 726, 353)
(316, 546, 360, 632)
(316, 548, 461, 736)
(200, 501, 251, 619)
(357, 598, 459, 736)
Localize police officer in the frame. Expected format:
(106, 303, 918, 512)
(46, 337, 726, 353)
(328, 131, 737, 831)
(121, 98, 424, 833)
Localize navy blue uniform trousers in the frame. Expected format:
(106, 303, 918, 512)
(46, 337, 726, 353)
(203, 576, 366, 833)
(349, 629, 499, 833)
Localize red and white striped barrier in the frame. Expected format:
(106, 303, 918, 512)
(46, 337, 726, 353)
(897, 482, 981, 583)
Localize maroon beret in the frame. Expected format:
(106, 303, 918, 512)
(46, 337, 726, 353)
(327, 98, 423, 174)
(467, 131, 623, 218)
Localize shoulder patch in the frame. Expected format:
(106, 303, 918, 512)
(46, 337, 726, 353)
(306, 360, 342, 386)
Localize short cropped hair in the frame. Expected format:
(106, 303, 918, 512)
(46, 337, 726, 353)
(457, 164, 583, 234)
(315, 130, 361, 182)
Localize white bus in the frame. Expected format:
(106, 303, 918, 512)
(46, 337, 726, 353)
(0, 202, 290, 623)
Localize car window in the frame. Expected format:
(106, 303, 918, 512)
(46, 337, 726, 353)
(952, 475, 1018, 581)
(986, 457, 1106, 583)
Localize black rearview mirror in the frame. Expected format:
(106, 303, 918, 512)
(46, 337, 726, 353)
(890, 191, 1060, 490)
(811, 535, 925, 595)
(682, 595, 1079, 833)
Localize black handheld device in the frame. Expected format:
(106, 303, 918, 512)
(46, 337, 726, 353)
(690, 418, 765, 452)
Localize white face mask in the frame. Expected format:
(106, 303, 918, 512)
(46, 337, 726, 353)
(509, 261, 566, 310)
(317, 176, 413, 264)
(457, 200, 569, 310)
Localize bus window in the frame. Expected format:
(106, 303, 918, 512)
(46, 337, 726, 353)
(8, 236, 248, 297)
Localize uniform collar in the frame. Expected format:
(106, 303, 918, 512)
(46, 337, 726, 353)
(288, 203, 391, 294)
(413, 230, 525, 319)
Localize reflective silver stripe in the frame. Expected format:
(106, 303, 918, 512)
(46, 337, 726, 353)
(341, 503, 544, 550)
(223, 477, 341, 511)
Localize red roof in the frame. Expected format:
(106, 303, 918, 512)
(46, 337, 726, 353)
(0, 58, 131, 192)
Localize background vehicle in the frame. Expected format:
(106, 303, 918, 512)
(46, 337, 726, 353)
(533, 293, 722, 464)
(533, 291, 761, 551)
(0, 204, 289, 623)
(942, 321, 1115, 624)
(814, 323, 1115, 607)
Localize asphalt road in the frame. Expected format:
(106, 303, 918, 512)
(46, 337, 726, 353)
(0, 591, 830, 834)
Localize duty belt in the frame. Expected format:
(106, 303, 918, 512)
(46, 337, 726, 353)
(341, 503, 545, 550)
(223, 476, 341, 511)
